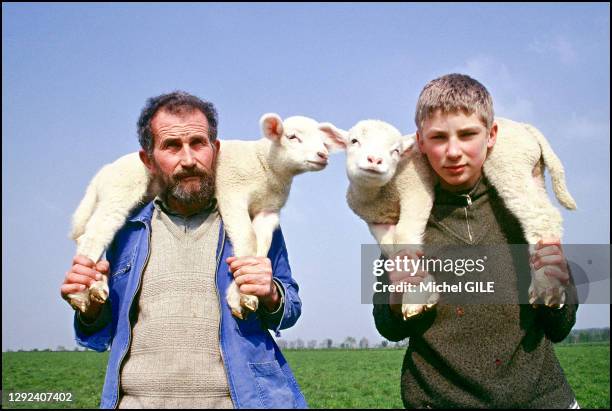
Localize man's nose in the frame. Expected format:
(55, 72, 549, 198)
(180, 145, 197, 167)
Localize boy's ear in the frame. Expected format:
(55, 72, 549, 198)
(487, 121, 498, 149)
(139, 149, 154, 173)
(319, 122, 349, 153)
(415, 131, 425, 153)
(260, 113, 284, 142)
(400, 133, 417, 157)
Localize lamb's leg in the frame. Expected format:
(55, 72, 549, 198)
(235, 210, 282, 316)
(218, 195, 259, 319)
(368, 223, 396, 258)
(71, 188, 145, 310)
(394, 157, 437, 318)
(526, 165, 566, 307)
(252, 210, 280, 257)
(485, 161, 565, 307)
(369, 223, 438, 318)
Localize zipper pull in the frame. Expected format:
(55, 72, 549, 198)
(461, 194, 474, 242)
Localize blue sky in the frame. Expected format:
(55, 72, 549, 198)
(2, 3, 610, 350)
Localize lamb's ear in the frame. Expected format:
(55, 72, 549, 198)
(400, 134, 417, 157)
(319, 122, 349, 152)
(260, 113, 284, 142)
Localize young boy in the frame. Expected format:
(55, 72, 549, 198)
(372, 74, 579, 408)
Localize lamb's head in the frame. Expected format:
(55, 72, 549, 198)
(260, 113, 345, 174)
(322, 119, 415, 187)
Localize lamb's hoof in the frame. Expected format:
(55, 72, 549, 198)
(231, 307, 246, 320)
(89, 281, 109, 304)
(529, 292, 537, 307)
(402, 304, 425, 320)
(241, 294, 259, 313)
(426, 292, 440, 308)
(68, 294, 89, 313)
(543, 286, 565, 308)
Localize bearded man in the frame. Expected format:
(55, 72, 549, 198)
(61, 92, 306, 409)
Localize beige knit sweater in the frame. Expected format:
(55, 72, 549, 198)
(118, 202, 233, 409)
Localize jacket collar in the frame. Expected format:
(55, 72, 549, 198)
(128, 202, 155, 224)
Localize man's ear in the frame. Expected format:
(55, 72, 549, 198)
(319, 122, 349, 153)
(260, 113, 284, 142)
(487, 121, 498, 149)
(400, 133, 417, 157)
(139, 149, 154, 173)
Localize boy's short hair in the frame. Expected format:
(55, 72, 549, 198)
(415, 73, 494, 131)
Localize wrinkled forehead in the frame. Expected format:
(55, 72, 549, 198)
(283, 116, 320, 135)
(350, 121, 403, 148)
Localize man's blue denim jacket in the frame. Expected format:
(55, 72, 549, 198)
(73, 202, 307, 409)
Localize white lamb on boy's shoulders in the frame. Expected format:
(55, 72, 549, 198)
(322, 117, 577, 320)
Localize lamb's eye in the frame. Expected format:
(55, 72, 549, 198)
(351, 139, 359, 145)
(392, 149, 400, 156)
(287, 134, 302, 142)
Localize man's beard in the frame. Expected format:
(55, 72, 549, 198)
(153, 164, 216, 210)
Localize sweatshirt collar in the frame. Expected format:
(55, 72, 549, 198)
(434, 176, 490, 207)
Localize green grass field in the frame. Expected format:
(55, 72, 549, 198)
(2, 343, 609, 409)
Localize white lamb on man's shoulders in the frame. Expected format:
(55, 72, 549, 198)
(68, 113, 342, 319)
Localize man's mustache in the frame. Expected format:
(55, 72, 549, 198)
(172, 169, 208, 180)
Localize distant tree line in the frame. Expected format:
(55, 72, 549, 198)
(560, 327, 610, 344)
(275, 328, 610, 350)
(275, 336, 410, 350)
(4, 328, 608, 352)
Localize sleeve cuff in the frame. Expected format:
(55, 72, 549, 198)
(262, 278, 285, 315)
(76, 302, 112, 335)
